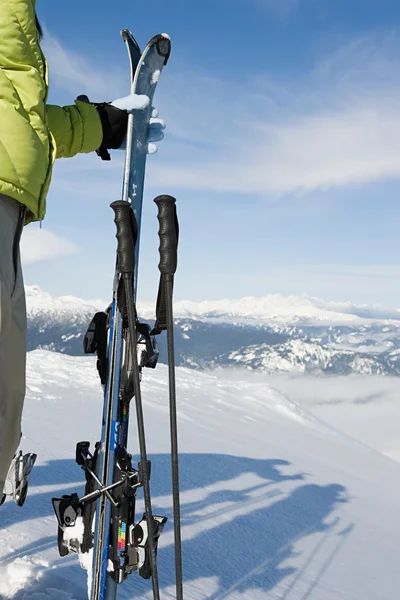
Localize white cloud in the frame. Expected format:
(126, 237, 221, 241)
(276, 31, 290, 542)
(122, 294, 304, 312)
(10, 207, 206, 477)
(43, 30, 400, 197)
(21, 228, 80, 265)
(152, 105, 400, 194)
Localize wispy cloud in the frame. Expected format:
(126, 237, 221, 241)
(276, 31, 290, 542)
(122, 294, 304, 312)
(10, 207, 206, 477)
(44, 30, 400, 198)
(21, 227, 80, 265)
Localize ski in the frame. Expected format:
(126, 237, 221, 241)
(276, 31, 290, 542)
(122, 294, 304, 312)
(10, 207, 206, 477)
(52, 28, 176, 600)
(89, 30, 171, 600)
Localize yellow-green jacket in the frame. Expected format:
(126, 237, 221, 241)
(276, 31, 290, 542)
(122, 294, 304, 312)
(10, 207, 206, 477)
(0, 0, 103, 222)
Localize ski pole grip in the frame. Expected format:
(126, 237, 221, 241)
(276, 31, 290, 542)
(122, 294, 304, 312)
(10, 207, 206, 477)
(154, 195, 179, 275)
(110, 200, 136, 275)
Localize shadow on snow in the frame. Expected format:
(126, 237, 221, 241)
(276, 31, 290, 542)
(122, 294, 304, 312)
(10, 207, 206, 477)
(0, 453, 349, 600)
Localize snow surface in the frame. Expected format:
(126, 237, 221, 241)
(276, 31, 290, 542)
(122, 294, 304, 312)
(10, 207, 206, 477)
(266, 373, 400, 462)
(0, 351, 399, 599)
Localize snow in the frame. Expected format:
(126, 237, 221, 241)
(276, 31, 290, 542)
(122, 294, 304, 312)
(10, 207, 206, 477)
(63, 517, 85, 546)
(266, 373, 400, 462)
(227, 338, 391, 375)
(26, 286, 106, 322)
(151, 70, 161, 84)
(0, 350, 400, 599)
(110, 94, 150, 112)
(0, 556, 47, 598)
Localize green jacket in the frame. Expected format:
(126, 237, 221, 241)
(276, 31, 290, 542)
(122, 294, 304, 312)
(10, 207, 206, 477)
(0, 0, 103, 222)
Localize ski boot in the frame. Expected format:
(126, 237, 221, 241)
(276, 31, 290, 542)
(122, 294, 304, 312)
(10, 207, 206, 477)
(0, 451, 37, 507)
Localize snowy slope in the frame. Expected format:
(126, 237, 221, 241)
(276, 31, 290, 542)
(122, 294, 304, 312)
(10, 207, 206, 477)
(267, 373, 400, 463)
(0, 351, 399, 600)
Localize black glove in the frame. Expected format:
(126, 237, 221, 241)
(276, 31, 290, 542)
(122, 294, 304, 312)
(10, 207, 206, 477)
(76, 95, 128, 161)
(93, 103, 128, 161)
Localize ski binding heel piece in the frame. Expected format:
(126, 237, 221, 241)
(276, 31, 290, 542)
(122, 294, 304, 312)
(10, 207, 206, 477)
(1, 451, 37, 507)
(52, 494, 84, 556)
(132, 515, 168, 579)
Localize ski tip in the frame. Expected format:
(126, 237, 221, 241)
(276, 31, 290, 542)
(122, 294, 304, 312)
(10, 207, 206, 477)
(148, 33, 171, 65)
(121, 28, 142, 52)
(120, 28, 130, 41)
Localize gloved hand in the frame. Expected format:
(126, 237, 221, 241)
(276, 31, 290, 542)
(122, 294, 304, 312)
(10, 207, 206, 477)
(94, 94, 166, 160)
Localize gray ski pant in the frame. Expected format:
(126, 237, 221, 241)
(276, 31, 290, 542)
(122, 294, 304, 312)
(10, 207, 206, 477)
(0, 194, 27, 491)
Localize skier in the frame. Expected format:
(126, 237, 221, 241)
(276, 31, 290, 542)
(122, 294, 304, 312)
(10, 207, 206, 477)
(0, 2, 165, 505)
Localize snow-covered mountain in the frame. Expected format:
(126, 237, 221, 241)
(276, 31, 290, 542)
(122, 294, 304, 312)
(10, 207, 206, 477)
(146, 294, 400, 325)
(26, 286, 400, 375)
(0, 351, 399, 599)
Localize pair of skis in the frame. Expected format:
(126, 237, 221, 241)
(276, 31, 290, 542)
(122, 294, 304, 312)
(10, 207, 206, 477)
(52, 30, 183, 600)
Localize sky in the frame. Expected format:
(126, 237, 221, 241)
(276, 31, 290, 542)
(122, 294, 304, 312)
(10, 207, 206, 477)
(23, 0, 400, 306)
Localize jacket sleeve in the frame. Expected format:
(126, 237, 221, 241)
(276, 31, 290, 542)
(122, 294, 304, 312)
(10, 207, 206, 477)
(46, 99, 103, 159)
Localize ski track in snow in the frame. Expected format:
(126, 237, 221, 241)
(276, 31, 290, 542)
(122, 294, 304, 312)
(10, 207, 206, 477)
(0, 350, 400, 600)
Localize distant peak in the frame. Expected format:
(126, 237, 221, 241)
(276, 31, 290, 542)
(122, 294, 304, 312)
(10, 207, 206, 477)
(25, 285, 46, 295)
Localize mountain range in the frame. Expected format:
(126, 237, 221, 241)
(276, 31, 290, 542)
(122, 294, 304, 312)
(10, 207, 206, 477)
(26, 285, 400, 376)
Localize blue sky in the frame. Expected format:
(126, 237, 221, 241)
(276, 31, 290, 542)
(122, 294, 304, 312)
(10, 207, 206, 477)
(23, 0, 400, 306)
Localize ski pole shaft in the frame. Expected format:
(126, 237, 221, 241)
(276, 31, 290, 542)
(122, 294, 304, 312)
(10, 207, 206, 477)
(124, 280, 161, 600)
(154, 195, 183, 600)
(111, 200, 161, 600)
(165, 275, 183, 600)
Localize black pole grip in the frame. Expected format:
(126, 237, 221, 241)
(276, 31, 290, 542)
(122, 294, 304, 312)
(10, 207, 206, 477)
(110, 200, 136, 275)
(154, 195, 179, 276)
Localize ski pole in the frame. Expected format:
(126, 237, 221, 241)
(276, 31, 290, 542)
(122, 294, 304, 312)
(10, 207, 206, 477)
(111, 200, 161, 600)
(154, 195, 183, 600)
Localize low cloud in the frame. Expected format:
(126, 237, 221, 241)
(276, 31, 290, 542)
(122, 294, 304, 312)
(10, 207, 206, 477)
(21, 227, 80, 265)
